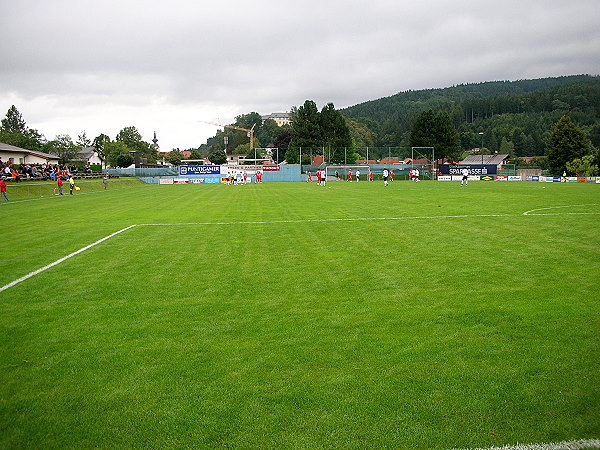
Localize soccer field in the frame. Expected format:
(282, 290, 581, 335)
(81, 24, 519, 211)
(1, 180, 599, 449)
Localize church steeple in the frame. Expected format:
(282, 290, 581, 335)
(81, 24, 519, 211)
(152, 131, 159, 149)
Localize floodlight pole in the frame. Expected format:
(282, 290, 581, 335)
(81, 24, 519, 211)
(479, 132, 484, 165)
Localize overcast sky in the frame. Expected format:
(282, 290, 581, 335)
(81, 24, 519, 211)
(1, 0, 599, 151)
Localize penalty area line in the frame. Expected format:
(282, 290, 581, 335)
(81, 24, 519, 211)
(453, 438, 600, 450)
(0, 225, 137, 293)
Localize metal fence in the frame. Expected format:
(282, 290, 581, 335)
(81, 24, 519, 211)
(3, 178, 142, 201)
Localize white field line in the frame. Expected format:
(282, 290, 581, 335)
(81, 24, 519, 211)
(3, 206, 599, 292)
(523, 204, 599, 215)
(454, 438, 600, 450)
(137, 213, 517, 227)
(0, 225, 137, 293)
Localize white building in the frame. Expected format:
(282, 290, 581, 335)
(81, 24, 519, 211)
(0, 141, 59, 165)
(261, 113, 292, 127)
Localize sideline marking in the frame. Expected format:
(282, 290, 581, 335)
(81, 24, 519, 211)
(3, 206, 599, 292)
(0, 225, 137, 293)
(454, 438, 600, 450)
(523, 203, 599, 215)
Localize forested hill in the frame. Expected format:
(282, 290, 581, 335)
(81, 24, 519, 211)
(341, 75, 600, 155)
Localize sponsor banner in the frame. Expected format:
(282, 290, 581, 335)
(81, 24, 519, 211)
(578, 177, 587, 183)
(552, 177, 561, 182)
(530, 176, 539, 182)
(220, 177, 229, 183)
(159, 178, 174, 185)
(205, 178, 221, 184)
(545, 177, 554, 182)
(227, 165, 263, 171)
(567, 177, 578, 182)
(494, 176, 508, 181)
(440, 164, 497, 175)
(597, 178, 600, 184)
(508, 176, 521, 181)
(190, 178, 205, 184)
(179, 165, 221, 175)
(261, 165, 280, 171)
(480, 175, 494, 181)
(174, 178, 189, 184)
(437, 175, 452, 181)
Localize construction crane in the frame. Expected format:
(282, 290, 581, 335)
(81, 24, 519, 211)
(203, 121, 256, 150)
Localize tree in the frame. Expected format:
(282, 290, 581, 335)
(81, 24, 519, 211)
(167, 149, 184, 166)
(46, 134, 80, 165)
(566, 155, 598, 176)
(289, 100, 322, 149)
(546, 115, 592, 175)
(189, 149, 203, 160)
(499, 137, 515, 156)
(116, 126, 156, 163)
(257, 118, 282, 147)
(77, 131, 92, 148)
(208, 149, 227, 165)
(92, 133, 111, 156)
(1, 105, 27, 133)
(320, 103, 353, 163)
(104, 141, 131, 168)
(115, 153, 134, 168)
(410, 110, 461, 161)
(0, 105, 46, 152)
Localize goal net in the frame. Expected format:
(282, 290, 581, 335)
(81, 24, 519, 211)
(325, 165, 371, 181)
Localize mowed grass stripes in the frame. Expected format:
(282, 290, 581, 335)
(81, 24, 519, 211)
(0, 180, 599, 449)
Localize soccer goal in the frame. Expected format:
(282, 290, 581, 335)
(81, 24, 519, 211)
(325, 165, 371, 181)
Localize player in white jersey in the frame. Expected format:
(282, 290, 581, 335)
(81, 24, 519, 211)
(382, 168, 389, 186)
(461, 168, 469, 186)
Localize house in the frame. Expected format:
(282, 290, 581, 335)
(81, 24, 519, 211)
(78, 147, 105, 167)
(379, 157, 403, 165)
(261, 113, 292, 127)
(0, 141, 59, 165)
(459, 154, 510, 165)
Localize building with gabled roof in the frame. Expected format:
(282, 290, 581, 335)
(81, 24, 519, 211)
(459, 154, 510, 165)
(0, 141, 59, 165)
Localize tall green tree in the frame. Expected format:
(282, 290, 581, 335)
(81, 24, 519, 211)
(104, 141, 132, 167)
(320, 103, 353, 163)
(546, 115, 592, 175)
(115, 126, 156, 163)
(92, 133, 111, 156)
(0, 105, 46, 152)
(167, 149, 184, 166)
(46, 134, 80, 165)
(77, 131, 92, 148)
(1, 105, 27, 133)
(208, 149, 227, 165)
(289, 100, 322, 149)
(410, 110, 461, 161)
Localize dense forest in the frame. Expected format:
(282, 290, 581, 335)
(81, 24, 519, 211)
(341, 75, 600, 157)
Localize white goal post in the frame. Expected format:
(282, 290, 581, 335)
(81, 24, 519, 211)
(325, 165, 371, 180)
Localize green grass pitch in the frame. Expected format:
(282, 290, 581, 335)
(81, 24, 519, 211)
(1, 179, 599, 449)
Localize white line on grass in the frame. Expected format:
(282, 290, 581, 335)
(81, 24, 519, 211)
(0, 225, 137, 293)
(523, 204, 599, 215)
(454, 438, 600, 450)
(3, 206, 599, 292)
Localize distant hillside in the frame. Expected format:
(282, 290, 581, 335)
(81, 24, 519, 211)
(342, 75, 600, 156)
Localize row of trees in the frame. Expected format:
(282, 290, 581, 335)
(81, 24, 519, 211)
(0, 105, 158, 167)
(342, 76, 600, 157)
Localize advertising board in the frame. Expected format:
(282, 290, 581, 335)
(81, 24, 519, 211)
(179, 165, 221, 175)
(440, 164, 498, 175)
